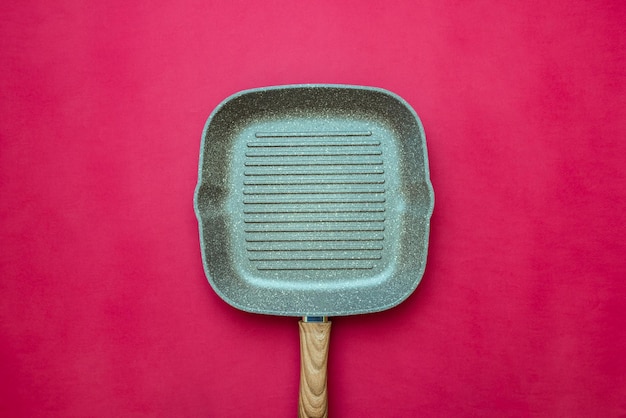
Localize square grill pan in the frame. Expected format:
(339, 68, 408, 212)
(194, 84, 434, 317)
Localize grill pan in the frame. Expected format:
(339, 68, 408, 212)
(194, 85, 434, 417)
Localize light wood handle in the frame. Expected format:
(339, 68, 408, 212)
(298, 320, 331, 418)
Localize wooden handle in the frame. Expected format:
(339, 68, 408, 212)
(298, 320, 331, 418)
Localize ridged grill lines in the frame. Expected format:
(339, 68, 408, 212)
(243, 131, 386, 271)
(255, 131, 372, 138)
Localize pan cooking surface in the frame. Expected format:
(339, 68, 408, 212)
(243, 130, 387, 274)
(195, 85, 434, 316)
(239, 121, 400, 284)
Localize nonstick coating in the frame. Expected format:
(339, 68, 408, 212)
(194, 85, 434, 316)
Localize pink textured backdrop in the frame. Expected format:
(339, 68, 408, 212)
(2, 1, 625, 416)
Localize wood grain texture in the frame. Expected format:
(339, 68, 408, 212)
(298, 321, 332, 418)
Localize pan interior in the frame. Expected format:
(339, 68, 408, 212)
(195, 85, 434, 316)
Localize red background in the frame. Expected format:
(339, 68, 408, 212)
(2, 1, 625, 416)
